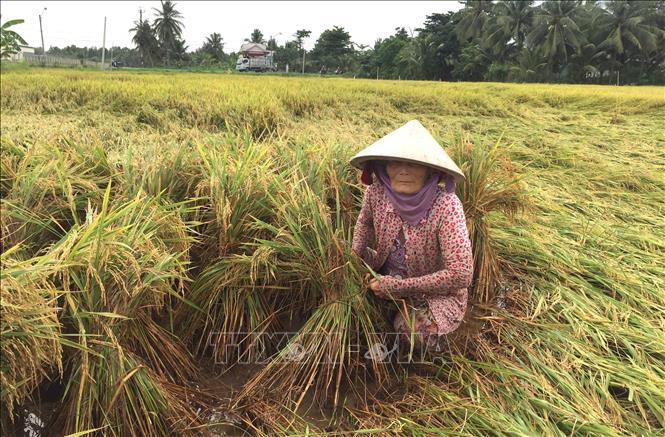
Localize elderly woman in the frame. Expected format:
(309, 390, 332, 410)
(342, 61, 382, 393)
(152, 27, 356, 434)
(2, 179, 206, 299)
(350, 120, 474, 351)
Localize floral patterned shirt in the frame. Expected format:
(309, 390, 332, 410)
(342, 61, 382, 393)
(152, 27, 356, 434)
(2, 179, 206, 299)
(352, 181, 474, 335)
(378, 231, 429, 309)
(378, 230, 408, 278)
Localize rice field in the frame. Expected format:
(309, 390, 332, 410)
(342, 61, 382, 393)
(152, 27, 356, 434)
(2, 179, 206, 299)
(1, 66, 664, 436)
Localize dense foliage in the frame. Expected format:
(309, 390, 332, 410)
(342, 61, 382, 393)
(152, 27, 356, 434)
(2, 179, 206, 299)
(15, 0, 664, 84)
(0, 18, 27, 59)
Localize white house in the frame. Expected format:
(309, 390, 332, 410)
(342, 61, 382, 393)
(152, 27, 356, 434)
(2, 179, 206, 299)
(239, 42, 270, 57)
(9, 45, 36, 61)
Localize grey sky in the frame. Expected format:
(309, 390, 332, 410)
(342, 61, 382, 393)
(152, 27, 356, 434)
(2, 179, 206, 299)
(1, 1, 462, 52)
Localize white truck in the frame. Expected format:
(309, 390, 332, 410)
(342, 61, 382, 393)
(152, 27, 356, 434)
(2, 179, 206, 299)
(236, 43, 277, 72)
(235, 54, 277, 72)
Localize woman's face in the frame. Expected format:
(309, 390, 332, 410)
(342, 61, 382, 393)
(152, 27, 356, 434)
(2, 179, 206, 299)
(384, 160, 430, 194)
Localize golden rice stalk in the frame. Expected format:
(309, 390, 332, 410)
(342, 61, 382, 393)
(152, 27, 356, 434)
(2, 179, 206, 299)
(232, 173, 396, 410)
(449, 130, 529, 303)
(0, 138, 107, 255)
(40, 190, 208, 436)
(0, 246, 63, 422)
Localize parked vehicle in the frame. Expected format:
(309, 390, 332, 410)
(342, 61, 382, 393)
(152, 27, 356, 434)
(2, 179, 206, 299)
(235, 42, 277, 72)
(236, 54, 276, 72)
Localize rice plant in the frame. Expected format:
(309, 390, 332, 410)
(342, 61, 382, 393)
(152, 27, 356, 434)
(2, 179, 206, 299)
(231, 170, 396, 413)
(449, 130, 530, 304)
(174, 136, 281, 363)
(0, 138, 109, 257)
(41, 190, 207, 436)
(0, 246, 63, 424)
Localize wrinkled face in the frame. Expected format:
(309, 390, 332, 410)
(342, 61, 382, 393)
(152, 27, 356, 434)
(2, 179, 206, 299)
(384, 160, 430, 194)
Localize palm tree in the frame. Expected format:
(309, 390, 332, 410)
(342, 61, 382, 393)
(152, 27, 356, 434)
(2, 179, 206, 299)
(266, 37, 278, 51)
(152, 0, 184, 65)
(396, 38, 426, 79)
(484, 0, 535, 57)
(129, 17, 158, 66)
(453, 42, 493, 81)
(202, 32, 224, 62)
(526, 0, 584, 76)
(456, 0, 494, 42)
(568, 42, 607, 82)
(575, 1, 607, 44)
(596, 0, 665, 79)
(171, 38, 189, 66)
(508, 47, 548, 82)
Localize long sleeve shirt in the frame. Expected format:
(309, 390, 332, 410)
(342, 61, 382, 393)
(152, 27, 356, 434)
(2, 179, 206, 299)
(352, 181, 474, 335)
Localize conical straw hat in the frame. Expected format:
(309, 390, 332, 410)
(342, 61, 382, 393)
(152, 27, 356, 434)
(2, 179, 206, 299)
(350, 119, 465, 183)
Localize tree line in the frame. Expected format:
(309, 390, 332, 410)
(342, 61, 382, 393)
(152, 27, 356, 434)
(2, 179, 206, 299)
(11, 0, 665, 84)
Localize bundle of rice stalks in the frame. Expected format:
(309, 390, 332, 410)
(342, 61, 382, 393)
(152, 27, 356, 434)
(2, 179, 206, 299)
(175, 138, 281, 362)
(217, 96, 288, 141)
(232, 172, 395, 411)
(119, 139, 202, 202)
(179, 256, 279, 365)
(53, 341, 207, 436)
(0, 247, 63, 424)
(191, 137, 278, 261)
(42, 189, 208, 436)
(0, 138, 109, 256)
(0, 137, 25, 198)
(449, 130, 529, 303)
(276, 139, 362, 230)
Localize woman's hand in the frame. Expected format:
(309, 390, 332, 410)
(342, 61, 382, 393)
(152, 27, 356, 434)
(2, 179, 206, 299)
(365, 273, 392, 299)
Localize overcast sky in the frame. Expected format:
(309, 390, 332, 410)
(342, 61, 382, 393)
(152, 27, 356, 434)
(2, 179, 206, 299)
(1, 1, 463, 52)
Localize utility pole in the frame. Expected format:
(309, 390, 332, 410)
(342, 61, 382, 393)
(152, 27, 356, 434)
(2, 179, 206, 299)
(376, 67, 379, 80)
(101, 16, 107, 69)
(301, 50, 305, 74)
(138, 8, 144, 66)
(39, 8, 47, 61)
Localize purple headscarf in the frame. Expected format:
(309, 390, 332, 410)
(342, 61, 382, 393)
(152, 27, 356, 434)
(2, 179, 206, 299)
(370, 161, 456, 227)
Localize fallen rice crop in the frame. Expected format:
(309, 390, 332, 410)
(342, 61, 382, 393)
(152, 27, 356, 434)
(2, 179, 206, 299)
(1, 66, 663, 436)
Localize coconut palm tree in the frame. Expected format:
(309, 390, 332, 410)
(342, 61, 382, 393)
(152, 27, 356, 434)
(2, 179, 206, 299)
(202, 32, 224, 62)
(526, 0, 584, 77)
(171, 38, 189, 66)
(152, 0, 184, 66)
(484, 0, 535, 57)
(129, 17, 158, 67)
(453, 41, 494, 81)
(508, 47, 548, 82)
(596, 0, 665, 79)
(568, 42, 607, 82)
(396, 37, 426, 79)
(456, 0, 494, 42)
